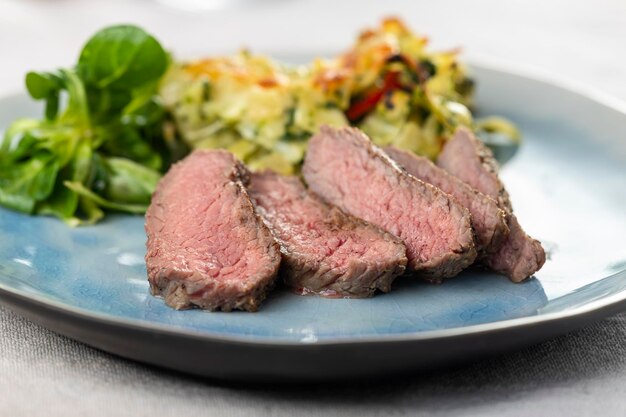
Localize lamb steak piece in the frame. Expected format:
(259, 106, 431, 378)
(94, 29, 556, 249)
(145, 150, 281, 311)
(303, 126, 477, 281)
(437, 127, 546, 282)
(384, 145, 509, 256)
(248, 171, 407, 297)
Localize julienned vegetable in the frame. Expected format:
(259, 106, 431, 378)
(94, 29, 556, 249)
(0, 25, 178, 225)
(162, 18, 519, 174)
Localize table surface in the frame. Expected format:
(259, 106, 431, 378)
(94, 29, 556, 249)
(1, 0, 625, 415)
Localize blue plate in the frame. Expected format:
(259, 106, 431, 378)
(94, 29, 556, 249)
(1, 62, 626, 381)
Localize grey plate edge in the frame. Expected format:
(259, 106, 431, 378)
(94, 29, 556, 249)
(1, 270, 626, 348)
(1, 60, 626, 348)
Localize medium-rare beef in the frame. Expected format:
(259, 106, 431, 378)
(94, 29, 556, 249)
(437, 127, 546, 282)
(248, 171, 407, 297)
(484, 215, 546, 282)
(145, 150, 281, 311)
(302, 126, 477, 281)
(384, 146, 509, 256)
(437, 127, 513, 212)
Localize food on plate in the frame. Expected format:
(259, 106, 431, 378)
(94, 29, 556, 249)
(1, 18, 519, 224)
(146, 124, 542, 312)
(437, 127, 545, 281)
(484, 215, 546, 282)
(161, 18, 514, 175)
(438, 127, 513, 212)
(0, 25, 182, 225)
(0, 18, 547, 312)
(384, 145, 508, 256)
(160, 52, 348, 176)
(248, 171, 407, 297)
(145, 150, 280, 311)
(337, 18, 475, 158)
(302, 126, 477, 281)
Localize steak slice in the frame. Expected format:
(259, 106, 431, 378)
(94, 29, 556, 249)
(145, 150, 281, 311)
(384, 146, 509, 256)
(248, 171, 407, 297)
(303, 126, 477, 281)
(437, 127, 546, 282)
(485, 215, 546, 282)
(437, 127, 513, 212)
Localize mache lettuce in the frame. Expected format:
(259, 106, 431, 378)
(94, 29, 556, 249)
(0, 25, 177, 225)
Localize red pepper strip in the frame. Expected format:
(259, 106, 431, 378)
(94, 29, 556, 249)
(346, 71, 403, 122)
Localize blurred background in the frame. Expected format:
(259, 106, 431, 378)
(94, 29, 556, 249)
(1, 0, 625, 99)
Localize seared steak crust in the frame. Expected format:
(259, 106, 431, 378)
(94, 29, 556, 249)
(437, 127, 513, 212)
(249, 171, 407, 298)
(145, 150, 281, 311)
(303, 126, 477, 281)
(385, 146, 509, 256)
(437, 127, 546, 282)
(484, 215, 546, 282)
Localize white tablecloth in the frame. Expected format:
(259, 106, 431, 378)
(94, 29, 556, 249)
(1, 1, 625, 415)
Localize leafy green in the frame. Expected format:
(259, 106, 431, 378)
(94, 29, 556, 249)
(64, 181, 151, 214)
(0, 24, 175, 225)
(25, 72, 63, 119)
(102, 157, 160, 205)
(78, 25, 168, 90)
(0, 152, 57, 212)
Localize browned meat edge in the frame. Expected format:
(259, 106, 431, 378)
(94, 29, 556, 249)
(249, 171, 407, 298)
(384, 145, 509, 256)
(145, 150, 281, 311)
(437, 127, 546, 282)
(303, 126, 477, 281)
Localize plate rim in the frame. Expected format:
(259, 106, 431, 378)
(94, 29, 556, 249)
(1, 60, 626, 348)
(2, 269, 626, 348)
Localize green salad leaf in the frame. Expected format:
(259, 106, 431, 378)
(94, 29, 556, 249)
(78, 25, 169, 90)
(101, 157, 161, 205)
(0, 25, 175, 225)
(25, 72, 63, 119)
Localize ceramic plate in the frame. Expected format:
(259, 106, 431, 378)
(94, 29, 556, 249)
(1, 62, 626, 381)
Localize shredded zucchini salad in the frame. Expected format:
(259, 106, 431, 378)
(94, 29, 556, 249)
(161, 18, 519, 174)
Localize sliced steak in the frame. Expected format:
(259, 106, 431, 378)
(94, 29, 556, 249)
(248, 171, 407, 297)
(145, 150, 281, 311)
(303, 126, 477, 281)
(384, 146, 509, 256)
(437, 127, 513, 212)
(485, 215, 546, 282)
(437, 127, 546, 282)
